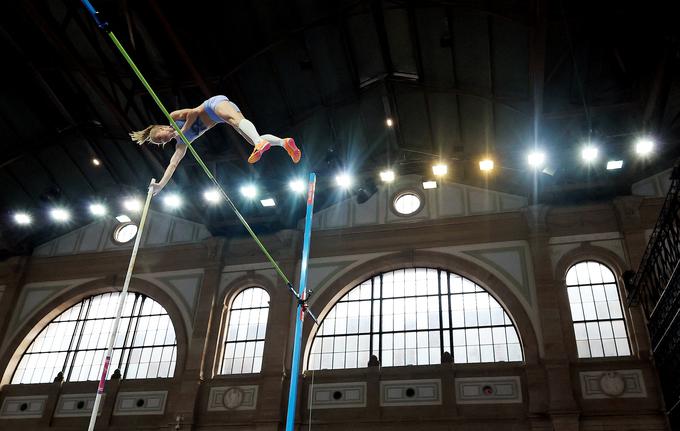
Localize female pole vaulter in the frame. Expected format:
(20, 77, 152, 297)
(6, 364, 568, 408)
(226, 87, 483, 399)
(130, 95, 300, 195)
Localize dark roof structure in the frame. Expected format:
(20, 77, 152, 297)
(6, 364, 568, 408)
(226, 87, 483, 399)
(0, 0, 678, 257)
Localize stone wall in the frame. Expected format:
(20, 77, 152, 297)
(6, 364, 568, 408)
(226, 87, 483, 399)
(0, 193, 669, 431)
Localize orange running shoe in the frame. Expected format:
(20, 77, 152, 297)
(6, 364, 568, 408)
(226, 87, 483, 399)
(248, 140, 271, 164)
(283, 138, 301, 163)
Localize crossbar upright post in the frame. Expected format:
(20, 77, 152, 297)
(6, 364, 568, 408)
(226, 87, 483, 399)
(285, 172, 317, 431)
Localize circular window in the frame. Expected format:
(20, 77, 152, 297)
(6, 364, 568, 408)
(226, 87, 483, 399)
(393, 192, 422, 215)
(113, 222, 138, 244)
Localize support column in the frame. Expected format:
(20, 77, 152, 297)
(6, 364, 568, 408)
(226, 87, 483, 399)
(0, 256, 30, 349)
(167, 238, 224, 430)
(525, 205, 579, 421)
(613, 196, 652, 357)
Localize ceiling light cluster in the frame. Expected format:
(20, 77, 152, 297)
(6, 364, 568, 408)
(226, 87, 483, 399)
(8, 136, 660, 227)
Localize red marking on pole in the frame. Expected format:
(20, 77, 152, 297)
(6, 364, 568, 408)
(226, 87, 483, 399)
(307, 182, 315, 205)
(299, 293, 306, 321)
(97, 356, 111, 394)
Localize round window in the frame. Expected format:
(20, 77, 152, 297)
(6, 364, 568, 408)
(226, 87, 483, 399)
(113, 222, 138, 244)
(393, 192, 422, 215)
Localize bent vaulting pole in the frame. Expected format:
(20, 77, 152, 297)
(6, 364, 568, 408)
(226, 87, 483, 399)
(285, 172, 317, 431)
(87, 179, 155, 431)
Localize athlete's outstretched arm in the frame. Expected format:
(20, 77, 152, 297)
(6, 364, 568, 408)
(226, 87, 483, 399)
(151, 143, 188, 195)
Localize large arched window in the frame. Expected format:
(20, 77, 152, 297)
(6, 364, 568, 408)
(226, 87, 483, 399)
(219, 287, 270, 374)
(566, 261, 630, 358)
(308, 268, 523, 370)
(12, 292, 177, 384)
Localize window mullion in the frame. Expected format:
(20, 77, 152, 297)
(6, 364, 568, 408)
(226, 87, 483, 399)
(378, 274, 383, 364)
(447, 275, 454, 361)
(122, 294, 144, 379)
(437, 269, 445, 362)
(369, 277, 374, 359)
(117, 293, 140, 376)
(64, 296, 93, 381)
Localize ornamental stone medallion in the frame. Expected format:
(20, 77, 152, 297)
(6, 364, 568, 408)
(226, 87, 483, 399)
(599, 371, 626, 397)
(222, 387, 245, 409)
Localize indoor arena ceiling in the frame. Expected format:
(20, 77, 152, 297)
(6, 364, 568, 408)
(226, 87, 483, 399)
(0, 0, 679, 257)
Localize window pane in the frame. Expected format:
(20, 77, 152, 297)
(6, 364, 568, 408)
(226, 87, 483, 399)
(220, 288, 270, 375)
(565, 261, 630, 358)
(307, 268, 523, 370)
(12, 293, 176, 384)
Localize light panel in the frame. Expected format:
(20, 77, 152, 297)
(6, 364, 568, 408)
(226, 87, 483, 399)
(163, 194, 182, 209)
(581, 146, 598, 163)
(260, 198, 276, 207)
(379, 169, 395, 183)
(607, 160, 623, 170)
(13, 212, 32, 226)
(89, 203, 107, 216)
(432, 163, 448, 176)
(527, 151, 545, 168)
(50, 207, 70, 222)
(335, 173, 352, 189)
(123, 198, 142, 212)
(635, 138, 655, 156)
(240, 184, 258, 199)
(288, 179, 306, 193)
(203, 188, 221, 203)
(422, 180, 437, 189)
(479, 159, 494, 171)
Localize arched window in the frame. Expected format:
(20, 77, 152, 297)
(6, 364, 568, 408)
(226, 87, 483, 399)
(308, 268, 523, 370)
(219, 287, 270, 374)
(566, 261, 630, 358)
(12, 292, 177, 384)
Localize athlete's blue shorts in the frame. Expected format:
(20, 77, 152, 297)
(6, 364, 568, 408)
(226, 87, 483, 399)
(203, 95, 240, 123)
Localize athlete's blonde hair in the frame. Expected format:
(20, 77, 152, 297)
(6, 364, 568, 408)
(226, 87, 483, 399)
(129, 125, 161, 145)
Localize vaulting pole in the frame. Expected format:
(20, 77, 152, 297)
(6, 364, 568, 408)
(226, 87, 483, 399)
(87, 178, 155, 431)
(285, 172, 317, 431)
(77, 4, 321, 426)
(79, 0, 296, 293)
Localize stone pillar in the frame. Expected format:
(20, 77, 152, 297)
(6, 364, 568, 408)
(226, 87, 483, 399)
(96, 375, 121, 428)
(168, 238, 224, 430)
(0, 257, 29, 349)
(613, 196, 652, 357)
(550, 413, 580, 431)
(524, 205, 579, 420)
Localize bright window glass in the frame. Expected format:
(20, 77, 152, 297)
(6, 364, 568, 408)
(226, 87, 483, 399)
(566, 261, 630, 358)
(12, 292, 176, 384)
(394, 193, 421, 215)
(308, 268, 523, 370)
(113, 223, 138, 243)
(220, 287, 270, 374)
